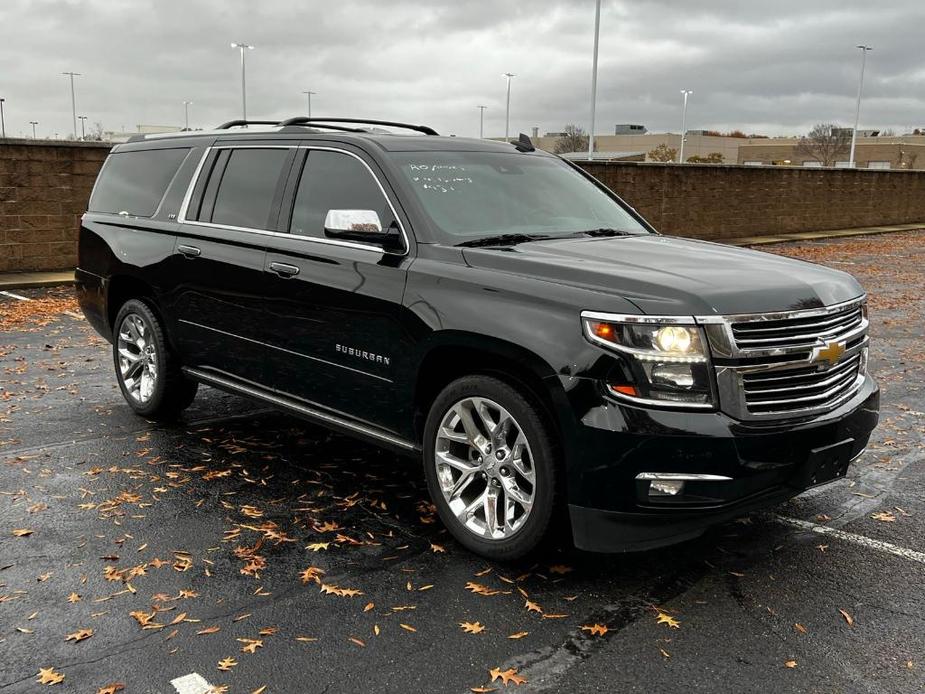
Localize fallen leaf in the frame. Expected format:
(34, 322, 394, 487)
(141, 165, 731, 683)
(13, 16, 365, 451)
(508, 631, 529, 639)
(238, 638, 264, 654)
(548, 564, 573, 575)
(251, 687, 267, 694)
(12, 528, 33, 537)
(300, 566, 325, 585)
(217, 657, 237, 671)
(580, 624, 608, 637)
(197, 626, 221, 635)
(363, 602, 375, 612)
(785, 660, 798, 669)
(349, 637, 365, 647)
(400, 623, 417, 632)
(96, 684, 125, 694)
(65, 628, 93, 643)
(489, 667, 527, 686)
(37, 667, 65, 685)
(67, 593, 81, 603)
(871, 511, 896, 523)
(460, 621, 486, 634)
(466, 581, 501, 596)
(655, 612, 680, 629)
(524, 600, 542, 614)
(470, 688, 497, 693)
(430, 543, 446, 553)
(319, 583, 363, 597)
(306, 542, 330, 552)
(794, 623, 807, 634)
(839, 609, 854, 627)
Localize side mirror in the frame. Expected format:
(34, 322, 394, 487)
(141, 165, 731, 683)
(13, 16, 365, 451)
(323, 209, 403, 251)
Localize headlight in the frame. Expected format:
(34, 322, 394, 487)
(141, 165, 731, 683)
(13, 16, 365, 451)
(582, 312, 715, 408)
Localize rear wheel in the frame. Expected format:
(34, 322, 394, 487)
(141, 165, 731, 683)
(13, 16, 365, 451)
(112, 299, 197, 419)
(423, 375, 558, 561)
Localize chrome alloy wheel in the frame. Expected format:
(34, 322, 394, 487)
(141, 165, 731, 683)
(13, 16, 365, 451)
(434, 397, 536, 540)
(116, 313, 158, 403)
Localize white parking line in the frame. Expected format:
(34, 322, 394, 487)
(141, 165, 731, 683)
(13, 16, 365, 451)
(776, 515, 925, 565)
(0, 290, 32, 301)
(170, 672, 215, 694)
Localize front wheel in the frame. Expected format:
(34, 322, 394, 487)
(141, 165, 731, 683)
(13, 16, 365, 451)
(112, 299, 198, 419)
(423, 375, 559, 561)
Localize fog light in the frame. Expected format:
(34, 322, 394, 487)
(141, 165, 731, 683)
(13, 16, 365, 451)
(650, 363, 695, 390)
(650, 480, 685, 496)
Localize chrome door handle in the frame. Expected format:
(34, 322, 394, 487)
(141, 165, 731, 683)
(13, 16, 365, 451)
(269, 262, 300, 278)
(177, 244, 201, 258)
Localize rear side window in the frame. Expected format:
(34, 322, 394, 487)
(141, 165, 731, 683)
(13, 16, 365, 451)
(89, 148, 190, 217)
(290, 150, 395, 238)
(210, 148, 290, 229)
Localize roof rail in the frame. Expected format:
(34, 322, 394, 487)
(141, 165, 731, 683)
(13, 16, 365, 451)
(215, 119, 281, 129)
(278, 117, 439, 136)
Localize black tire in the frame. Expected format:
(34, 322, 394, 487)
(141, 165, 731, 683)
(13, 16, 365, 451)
(112, 298, 198, 419)
(423, 375, 559, 561)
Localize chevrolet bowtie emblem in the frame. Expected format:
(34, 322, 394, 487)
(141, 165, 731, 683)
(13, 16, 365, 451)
(815, 340, 846, 365)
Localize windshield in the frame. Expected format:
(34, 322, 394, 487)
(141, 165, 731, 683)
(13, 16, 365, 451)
(391, 151, 650, 244)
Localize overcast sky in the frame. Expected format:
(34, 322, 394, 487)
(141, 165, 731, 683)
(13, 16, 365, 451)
(1, 0, 923, 140)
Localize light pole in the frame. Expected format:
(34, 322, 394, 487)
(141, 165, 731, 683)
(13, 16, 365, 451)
(0, 98, 6, 139)
(78, 115, 87, 140)
(477, 105, 487, 138)
(503, 72, 515, 142)
(302, 91, 317, 118)
(588, 0, 602, 160)
(849, 45, 872, 168)
(230, 42, 254, 120)
(678, 89, 693, 163)
(183, 101, 192, 130)
(30, 121, 38, 139)
(62, 71, 81, 140)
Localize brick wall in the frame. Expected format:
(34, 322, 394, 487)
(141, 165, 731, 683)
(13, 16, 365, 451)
(2, 143, 925, 273)
(577, 161, 925, 240)
(0, 140, 111, 272)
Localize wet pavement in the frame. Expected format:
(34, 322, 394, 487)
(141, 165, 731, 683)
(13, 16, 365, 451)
(1, 231, 923, 694)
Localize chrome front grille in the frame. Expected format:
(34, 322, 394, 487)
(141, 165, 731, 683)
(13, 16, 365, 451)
(699, 297, 869, 420)
(741, 353, 862, 415)
(730, 303, 864, 351)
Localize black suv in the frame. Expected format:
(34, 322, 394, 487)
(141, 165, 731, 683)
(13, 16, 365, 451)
(76, 117, 879, 560)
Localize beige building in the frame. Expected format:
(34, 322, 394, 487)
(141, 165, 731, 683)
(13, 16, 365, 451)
(737, 135, 925, 170)
(529, 131, 750, 163)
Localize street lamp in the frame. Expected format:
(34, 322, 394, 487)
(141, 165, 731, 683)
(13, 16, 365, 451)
(477, 105, 487, 139)
(678, 89, 693, 163)
(588, 0, 602, 160)
(30, 121, 38, 139)
(183, 101, 193, 130)
(230, 42, 254, 120)
(62, 71, 81, 140)
(503, 72, 515, 142)
(849, 45, 873, 168)
(0, 98, 6, 139)
(78, 115, 87, 140)
(302, 91, 317, 118)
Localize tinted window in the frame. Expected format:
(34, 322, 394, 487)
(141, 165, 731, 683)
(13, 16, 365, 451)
(290, 150, 394, 238)
(211, 148, 290, 229)
(89, 148, 189, 217)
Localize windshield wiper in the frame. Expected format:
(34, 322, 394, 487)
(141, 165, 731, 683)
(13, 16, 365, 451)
(577, 228, 635, 237)
(456, 233, 556, 248)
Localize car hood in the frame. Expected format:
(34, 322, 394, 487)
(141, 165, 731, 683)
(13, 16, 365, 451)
(461, 235, 864, 316)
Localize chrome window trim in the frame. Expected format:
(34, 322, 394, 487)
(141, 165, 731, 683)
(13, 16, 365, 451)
(176, 144, 411, 257)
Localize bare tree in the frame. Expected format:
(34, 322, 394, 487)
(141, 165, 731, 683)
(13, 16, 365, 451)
(554, 124, 590, 154)
(794, 123, 851, 167)
(647, 143, 677, 162)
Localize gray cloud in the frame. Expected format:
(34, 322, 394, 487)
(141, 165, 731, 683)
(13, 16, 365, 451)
(0, 0, 922, 140)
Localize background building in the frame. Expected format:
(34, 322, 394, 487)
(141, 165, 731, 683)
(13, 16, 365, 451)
(737, 134, 925, 169)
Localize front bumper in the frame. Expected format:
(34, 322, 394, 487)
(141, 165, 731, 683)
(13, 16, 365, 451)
(560, 375, 879, 552)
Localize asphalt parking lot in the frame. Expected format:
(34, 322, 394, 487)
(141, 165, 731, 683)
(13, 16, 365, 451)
(1, 231, 923, 694)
